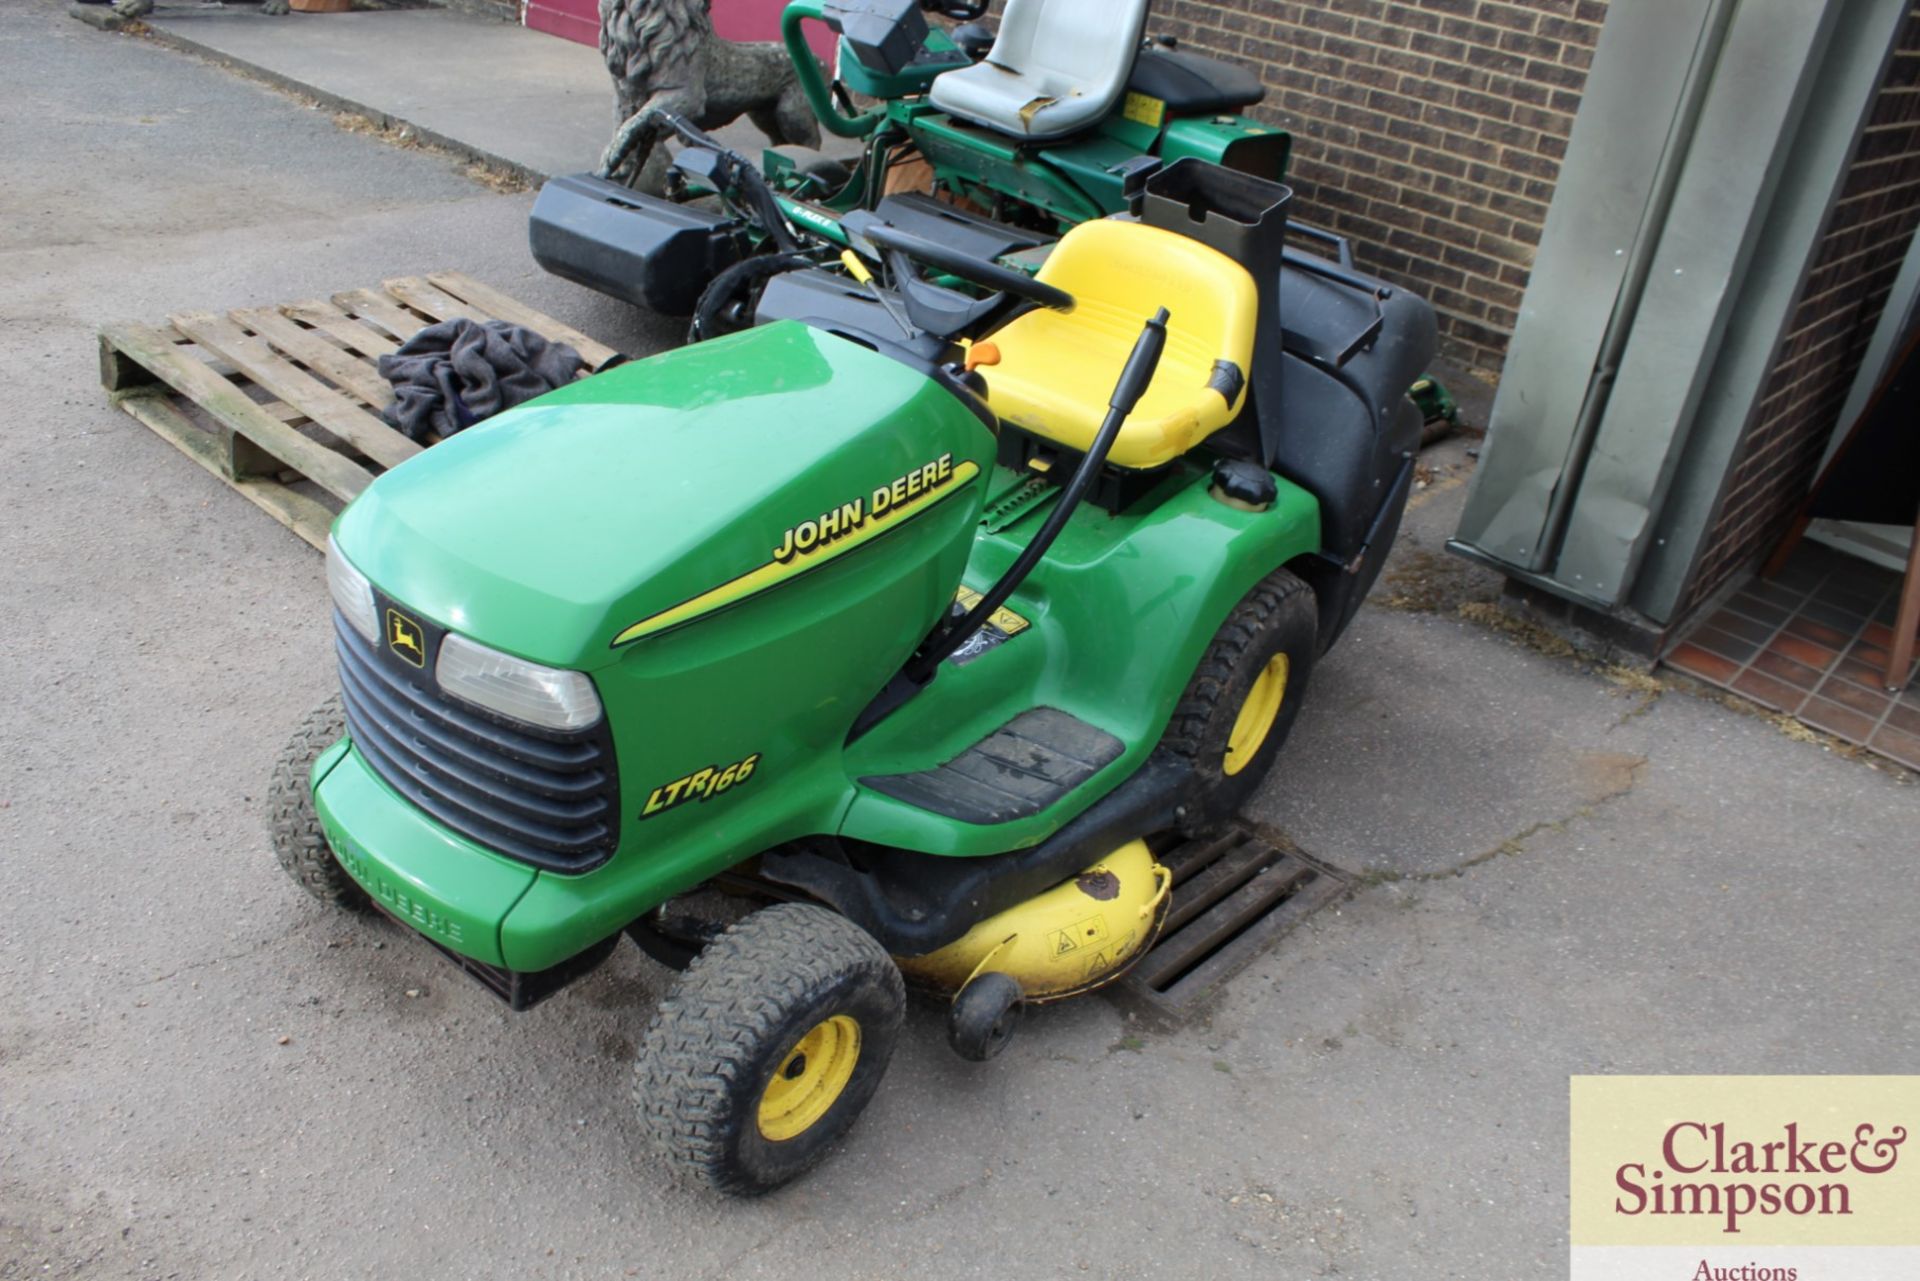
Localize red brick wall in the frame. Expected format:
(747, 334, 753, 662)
(1680, 5, 1920, 618)
(1154, 0, 1609, 370)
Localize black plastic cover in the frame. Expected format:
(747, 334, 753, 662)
(1269, 267, 1434, 560)
(824, 0, 926, 75)
(762, 753, 1192, 955)
(1211, 457, 1276, 507)
(755, 265, 919, 344)
(752, 268, 998, 432)
(528, 173, 742, 315)
(417, 931, 621, 1010)
(1135, 160, 1434, 563)
(1126, 48, 1266, 116)
(872, 192, 1054, 264)
(1135, 160, 1290, 275)
(951, 19, 994, 59)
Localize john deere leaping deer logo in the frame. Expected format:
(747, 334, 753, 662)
(385, 608, 426, 668)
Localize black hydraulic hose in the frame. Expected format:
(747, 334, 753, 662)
(904, 308, 1170, 683)
(688, 252, 814, 342)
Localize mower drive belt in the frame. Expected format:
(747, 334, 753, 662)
(860, 707, 1123, 824)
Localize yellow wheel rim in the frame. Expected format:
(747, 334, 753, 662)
(757, 1015, 861, 1142)
(1224, 653, 1289, 777)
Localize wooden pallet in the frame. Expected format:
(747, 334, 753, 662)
(99, 272, 616, 551)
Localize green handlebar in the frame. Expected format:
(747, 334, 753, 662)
(772, 194, 853, 246)
(782, 0, 886, 138)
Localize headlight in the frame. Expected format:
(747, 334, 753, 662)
(327, 535, 378, 643)
(436, 632, 603, 732)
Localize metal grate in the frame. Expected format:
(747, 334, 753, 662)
(333, 611, 620, 872)
(1121, 822, 1349, 1013)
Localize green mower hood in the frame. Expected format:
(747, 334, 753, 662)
(332, 322, 991, 670)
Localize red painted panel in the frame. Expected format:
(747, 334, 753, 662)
(526, 0, 599, 47)
(524, 0, 836, 62)
(712, 0, 835, 60)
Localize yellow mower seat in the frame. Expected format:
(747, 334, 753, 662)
(984, 218, 1257, 471)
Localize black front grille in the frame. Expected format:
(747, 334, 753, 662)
(333, 611, 619, 872)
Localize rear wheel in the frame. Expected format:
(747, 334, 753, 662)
(1162, 568, 1318, 832)
(267, 694, 368, 911)
(635, 903, 905, 1195)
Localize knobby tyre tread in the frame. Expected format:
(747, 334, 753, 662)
(267, 694, 369, 911)
(1160, 568, 1318, 832)
(635, 903, 905, 1195)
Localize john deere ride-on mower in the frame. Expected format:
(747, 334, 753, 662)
(272, 158, 1435, 1194)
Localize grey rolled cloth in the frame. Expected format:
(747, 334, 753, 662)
(377, 318, 585, 442)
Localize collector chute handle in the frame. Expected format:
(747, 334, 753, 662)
(898, 307, 1171, 688)
(1109, 306, 1169, 416)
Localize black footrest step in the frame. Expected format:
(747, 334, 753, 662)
(860, 707, 1125, 825)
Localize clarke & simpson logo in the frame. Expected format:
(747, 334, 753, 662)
(1571, 1078, 1920, 1281)
(1614, 1119, 1907, 1234)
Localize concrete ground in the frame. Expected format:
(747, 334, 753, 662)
(2, 4, 1914, 1278)
(138, 4, 856, 181)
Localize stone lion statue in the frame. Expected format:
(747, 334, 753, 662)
(597, 0, 821, 194)
(113, 0, 288, 17)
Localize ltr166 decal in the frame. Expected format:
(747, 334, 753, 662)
(641, 753, 762, 820)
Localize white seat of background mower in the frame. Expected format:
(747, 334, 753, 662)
(982, 218, 1257, 471)
(927, 0, 1151, 141)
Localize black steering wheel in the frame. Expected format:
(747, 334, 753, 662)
(859, 222, 1075, 313)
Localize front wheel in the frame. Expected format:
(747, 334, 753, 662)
(267, 694, 368, 911)
(634, 903, 905, 1195)
(1162, 568, 1319, 832)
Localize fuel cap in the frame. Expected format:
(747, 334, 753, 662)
(1210, 458, 1277, 512)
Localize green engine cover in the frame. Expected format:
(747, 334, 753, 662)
(327, 322, 996, 966)
(335, 322, 992, 672)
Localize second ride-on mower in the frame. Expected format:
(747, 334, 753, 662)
(529, 0, 1460, 428)
(531, 0, 1289, 320)
(272, 159, 1436, 1194)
